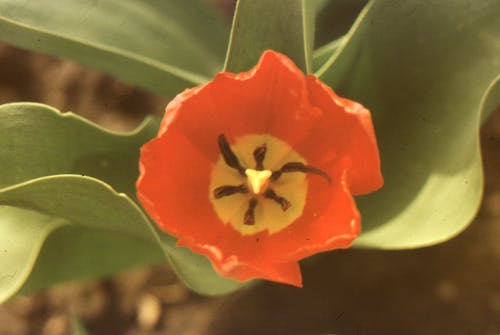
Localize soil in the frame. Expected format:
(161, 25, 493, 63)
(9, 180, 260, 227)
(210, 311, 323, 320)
(0, 37, 499, 335)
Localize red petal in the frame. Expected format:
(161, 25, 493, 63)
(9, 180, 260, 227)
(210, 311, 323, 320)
(137, 129, 215, 235)
(178, 240, 303, 286)
(158, 50, 318, 161)
(293, 76, 383, 195)
(264, 170, 361, 262)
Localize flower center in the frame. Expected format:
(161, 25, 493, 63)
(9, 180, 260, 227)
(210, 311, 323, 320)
(209, 134, 330, 235)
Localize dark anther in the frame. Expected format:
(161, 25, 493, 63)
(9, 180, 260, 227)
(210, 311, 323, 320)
(271, 161, 332, 184)
(264, 189, 291, 211)
(213, 184, 249, 199)
(253, 143, 267, 170)
(244, 198, 259, 225)
(218, 134, 246, 175)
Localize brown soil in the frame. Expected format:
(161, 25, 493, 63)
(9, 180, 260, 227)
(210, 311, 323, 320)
(0, 41, 499, 335)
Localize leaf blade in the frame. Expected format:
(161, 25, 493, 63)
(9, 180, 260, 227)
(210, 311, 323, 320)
(0, 102, 158, 199)
(224, 0, 319, 73)
(317, 0, 500, 248)
(0, 206, 67, 302)
(0, 0, 229, 97)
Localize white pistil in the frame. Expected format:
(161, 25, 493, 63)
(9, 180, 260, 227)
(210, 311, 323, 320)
(245, 169, 272, 194)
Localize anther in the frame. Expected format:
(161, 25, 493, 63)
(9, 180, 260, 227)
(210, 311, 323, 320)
(218, 134, 246, 175)
(271, 161, 332, 184)
(253, 143, 267, 170)
(244, 198, 258, 225)
(264, 189, 291, 211)
(213, 184, 249, 199)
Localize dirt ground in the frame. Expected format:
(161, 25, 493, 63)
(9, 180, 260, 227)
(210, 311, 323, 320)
(0, 38, 499, 335)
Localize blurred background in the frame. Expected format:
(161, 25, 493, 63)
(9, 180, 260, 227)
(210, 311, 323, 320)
(0, 1, 499, 334)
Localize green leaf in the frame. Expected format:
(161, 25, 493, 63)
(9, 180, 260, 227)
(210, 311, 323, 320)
(480, 76, 500, 123)
(314, 0, 367, 47)
(224, 0, 319, 73)
(0, 176, 164, 299)
(312, 35, 345, 71)
(312, 0, 368, 70)
(316, 0, 500, 248)
(0, 102, 158, 199)
(0, 205, 67, 302)
(156, 230, 244, 296)
(0, 0, 229, 98)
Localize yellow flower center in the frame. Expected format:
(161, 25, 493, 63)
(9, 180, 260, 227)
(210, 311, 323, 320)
(209, 134, 330, 236)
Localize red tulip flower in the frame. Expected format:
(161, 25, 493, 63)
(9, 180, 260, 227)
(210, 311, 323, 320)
(137, 50, 383, 287)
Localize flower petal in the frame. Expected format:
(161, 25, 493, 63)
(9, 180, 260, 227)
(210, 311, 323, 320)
(159, 51, 320, 161)
(292, 76, 383, 195)
(137, 129, 215, 234)
(264, 170, 361, 262)
(177, 240, 303, 286)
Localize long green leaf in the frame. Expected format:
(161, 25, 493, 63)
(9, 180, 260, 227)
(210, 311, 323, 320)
(316, 0, 500, 248)
(0, 0, 229, 97)
(314, 0, 367, 48)
(0, 205, 67, 302)
(313, 35, 345, 70)
(155, 229, 244, 296)
(0, 176, 164, 298)
(224, 0, 319, 73)
(0, 102, 158, 198)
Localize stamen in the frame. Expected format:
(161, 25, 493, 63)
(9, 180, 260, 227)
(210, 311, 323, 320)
(244, 198, 258, 225)
(253, 143, 267, 170)
(218, 134, 246, 175)
(213, 184, 249, 199)
(264, 189, 291, 211)
(271, 162, 332, 184)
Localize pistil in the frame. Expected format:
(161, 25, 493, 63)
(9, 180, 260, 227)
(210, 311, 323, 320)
(245, 169, 272, 194)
